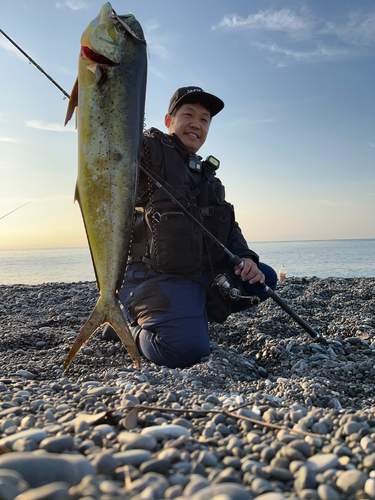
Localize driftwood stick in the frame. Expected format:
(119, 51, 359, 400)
(122, 404, 324, 439)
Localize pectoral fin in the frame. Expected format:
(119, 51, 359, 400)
(64, 77, 78, 126)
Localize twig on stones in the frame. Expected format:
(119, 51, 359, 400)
(124, 404, 325, 439)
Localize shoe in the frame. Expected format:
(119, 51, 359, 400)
(102, 324, 120, 341)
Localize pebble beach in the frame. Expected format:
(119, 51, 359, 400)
(0, 276, 375, 500)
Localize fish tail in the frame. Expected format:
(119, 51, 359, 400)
(63, 298, 141, 373)
(110, 304, 141, 369)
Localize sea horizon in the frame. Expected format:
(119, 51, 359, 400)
(1, 238, 374, 285)
(1, 236, 374, 252)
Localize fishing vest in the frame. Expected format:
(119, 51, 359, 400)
(131, 129, 235, 275)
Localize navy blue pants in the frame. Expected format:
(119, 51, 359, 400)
(118, 262, 277, 369)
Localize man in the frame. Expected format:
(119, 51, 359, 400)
(104, 87, 277, 368)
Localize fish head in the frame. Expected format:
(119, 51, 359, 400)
(80, 2, 145, 66)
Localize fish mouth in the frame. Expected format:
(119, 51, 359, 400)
(81, 45, 118, 65)
(109, 9, 146, 44)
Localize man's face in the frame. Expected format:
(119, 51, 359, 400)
(165, 102, 210, 153)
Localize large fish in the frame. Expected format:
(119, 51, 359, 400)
(63, 3, 147, 371)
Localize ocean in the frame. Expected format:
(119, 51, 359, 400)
(0, 239, 374, 285)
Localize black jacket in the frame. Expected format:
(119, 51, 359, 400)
(133, 127, 259, 274)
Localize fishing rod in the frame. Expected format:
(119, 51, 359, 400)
(3, 30, 328, 346)
(0, 202, 31, 221)
(0, 29, 70, 99)
(139, 164, 328, 346)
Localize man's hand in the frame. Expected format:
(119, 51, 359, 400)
(234, 258, 265, 284)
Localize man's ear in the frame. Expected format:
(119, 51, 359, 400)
(164, 113, 171, 129)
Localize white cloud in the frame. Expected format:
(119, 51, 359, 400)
(213, 7, 375, 64)
(0, 137, 20, 143)
(149, 67, 168, 81)
(213, 9, 310, 34)
(252, 41, 352, 61)
(322, 11, 375, 46)
(144, 21, 173, 61)
(25, 120, 75, 132)
(0, 37, 25, 59)
(55, 0, 89, 10)
(366, 142, 375, 148)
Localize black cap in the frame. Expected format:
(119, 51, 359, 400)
(168, 86, 224, 117)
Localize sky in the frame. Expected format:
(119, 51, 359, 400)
(0, 0, 374, 250)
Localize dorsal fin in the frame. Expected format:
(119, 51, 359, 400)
(64, 78, 78, 126)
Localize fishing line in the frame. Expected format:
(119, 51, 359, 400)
(0, 202, 31, 221)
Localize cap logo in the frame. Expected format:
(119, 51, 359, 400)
(186, 88, 203, 93)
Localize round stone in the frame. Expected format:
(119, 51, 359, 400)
(306, 454, 339, 473)
(336, 469, 367, 495)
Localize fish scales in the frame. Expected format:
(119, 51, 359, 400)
(63, 3, 146, 371)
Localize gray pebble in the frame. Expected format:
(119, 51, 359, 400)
(94, 424, 113, 436)
(250, 477, 275, 495)
(39, 435, 75, 453)
(0, 429, 48, 449)
(140, 424, 191, 440)
(16, 371, 35, 380)
(306, 453, 339, 473)
(365, 478, 375, 499)
(172, 461, 192, 475)
(247, 432, 261, 445)
(117, 431, 157, 450)
(120, 393, 140, 405)
(190, 483, 254, 500)
(184, 477, 211, 496)
(113, 449, 152, 466)
(335, 469, 367, 495)
(164, 484, 184, 498)
(157, 447, 181, 463)
(0, 481, 25, 500)
(87, 386, 116, 396)
(0, 452, 95, 488)
(197, 450, 219, 467)
(0, 469, 29, 500)
(264, 466, 293, 482)
(212, 467, 242, 484)
(98, 480, 121, 495)
(317, 484, 341, 500)
(364, 453, 375, 470)
(298, 489, 319, 500)
(168, 473, 189, 487)
(294, 466, 318, 493)
(91, 451, 117, 475)
(12, 438, 38, 452)
(140, 458, 170, 474)
(126, 472, 169, 497)
(12, 481, 71, 500)
(250, 494, 286, 500)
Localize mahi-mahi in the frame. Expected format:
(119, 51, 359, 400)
(63, 3, 147, 371)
